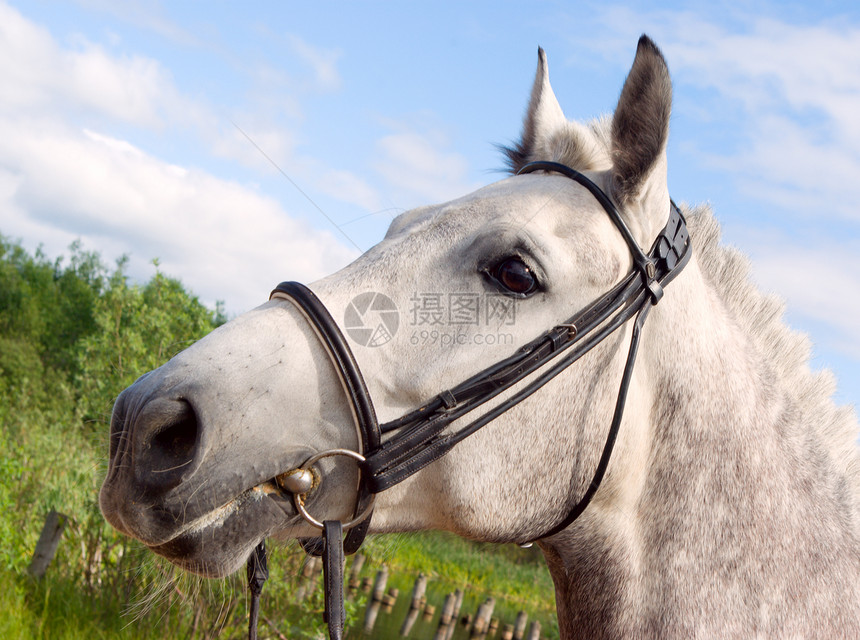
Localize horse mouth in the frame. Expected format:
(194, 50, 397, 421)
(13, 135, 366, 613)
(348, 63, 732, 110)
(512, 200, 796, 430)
(169, 485, 265, 537)
(136, 481, 296, 577)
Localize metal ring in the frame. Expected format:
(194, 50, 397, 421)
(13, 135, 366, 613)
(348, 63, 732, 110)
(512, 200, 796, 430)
(291, 448, 376, 531)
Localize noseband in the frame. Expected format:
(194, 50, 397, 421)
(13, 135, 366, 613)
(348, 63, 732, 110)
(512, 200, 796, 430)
(247, 161, 692, 640)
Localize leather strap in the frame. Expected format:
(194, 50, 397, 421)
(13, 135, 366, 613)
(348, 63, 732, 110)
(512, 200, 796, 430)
(364, 197, 690, 495)
(269, 282, 380, 452)
(520, 161, 655, 280)
(269, 282, 379, 557)
(536, 300, 652, 539)
(364, 274, 640, 491)
(322, 521, 345, 640)
(246, 540, 268, 640)
(270, 164, 690, 503)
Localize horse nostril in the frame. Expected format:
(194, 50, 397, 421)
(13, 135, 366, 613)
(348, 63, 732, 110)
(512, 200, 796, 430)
(134, 398, 202, 494)
(152, 410, 198, 464)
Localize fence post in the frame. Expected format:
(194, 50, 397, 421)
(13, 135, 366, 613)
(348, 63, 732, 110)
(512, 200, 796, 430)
(525, 620, 541, 640)
(364, 566, 389, 633)
(471, 597, 495, 637)
(411, 573, 428, 608)
(444, 589, 465, 640)
(27, 510, 67, 579)
(400, 573, 428, 637)
(348, 553, 365, 589)
(372, 566, 389, 602)
(513, 611, 528, 640)
(439, 593, 456, 626)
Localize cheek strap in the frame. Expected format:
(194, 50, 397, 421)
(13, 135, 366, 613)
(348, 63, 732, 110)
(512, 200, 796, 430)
(322, 520, 346, 640)
(246, 540, 268, 640)
(246, 524, 346, 640)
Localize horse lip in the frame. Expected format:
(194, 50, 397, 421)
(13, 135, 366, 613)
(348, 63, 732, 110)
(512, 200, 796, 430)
(144, 481, 298, 548)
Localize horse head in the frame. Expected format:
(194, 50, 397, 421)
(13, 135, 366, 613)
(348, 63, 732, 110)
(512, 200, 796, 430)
(100, 34, 672, 576)
(99, 35, 860, 639)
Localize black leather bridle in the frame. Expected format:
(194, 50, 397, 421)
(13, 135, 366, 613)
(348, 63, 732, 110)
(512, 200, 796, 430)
(246, 161, 692, 640)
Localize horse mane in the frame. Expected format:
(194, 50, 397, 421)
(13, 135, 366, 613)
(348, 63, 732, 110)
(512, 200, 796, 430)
(686, 205, 860, 527)
(502, 115, 860, 529)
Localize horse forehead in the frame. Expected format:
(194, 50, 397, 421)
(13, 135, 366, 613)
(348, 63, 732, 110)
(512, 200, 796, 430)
(370, 176, 618, 279)
(406, 174, 605, 235)
(459, 174, 597, 219)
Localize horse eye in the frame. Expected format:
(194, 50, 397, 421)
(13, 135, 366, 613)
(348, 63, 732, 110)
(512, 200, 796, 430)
(491, 257, 538, 296)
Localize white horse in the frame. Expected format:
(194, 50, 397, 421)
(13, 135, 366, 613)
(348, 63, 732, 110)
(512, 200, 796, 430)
(100, 36, 860, 638)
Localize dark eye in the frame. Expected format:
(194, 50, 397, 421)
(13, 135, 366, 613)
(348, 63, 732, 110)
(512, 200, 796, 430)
(489, 257, 538, 296)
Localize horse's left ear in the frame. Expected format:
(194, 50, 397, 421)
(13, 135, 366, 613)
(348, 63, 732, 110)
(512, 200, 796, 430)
(610, 35, 672, 239)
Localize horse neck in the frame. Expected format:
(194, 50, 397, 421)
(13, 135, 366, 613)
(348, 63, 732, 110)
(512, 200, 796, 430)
(540, 258, 860, 639)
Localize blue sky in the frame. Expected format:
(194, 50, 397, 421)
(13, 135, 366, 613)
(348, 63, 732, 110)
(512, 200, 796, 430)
(1, 1, 858, 411)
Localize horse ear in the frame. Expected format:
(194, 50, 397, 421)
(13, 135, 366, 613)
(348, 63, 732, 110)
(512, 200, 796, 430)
(505, 49, 612, 174)
(610, 35, 672, 229)
(504, 48, 566, 172)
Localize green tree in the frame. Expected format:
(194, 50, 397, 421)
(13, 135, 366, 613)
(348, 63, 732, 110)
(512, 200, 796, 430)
(74, 258, 220, 426)
(0, 235, 222, 584)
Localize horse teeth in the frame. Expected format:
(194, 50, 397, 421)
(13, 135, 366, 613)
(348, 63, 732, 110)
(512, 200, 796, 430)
(255, 481, 281, 496)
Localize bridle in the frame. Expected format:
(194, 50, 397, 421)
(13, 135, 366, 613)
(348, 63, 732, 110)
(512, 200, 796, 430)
(245, 161, 692, 640)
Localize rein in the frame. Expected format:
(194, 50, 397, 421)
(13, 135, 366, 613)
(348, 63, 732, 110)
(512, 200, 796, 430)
(247, 160, 692, 639)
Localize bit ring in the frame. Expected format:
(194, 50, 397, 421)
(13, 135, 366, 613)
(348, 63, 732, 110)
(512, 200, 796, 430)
(287, 448, 375, 531)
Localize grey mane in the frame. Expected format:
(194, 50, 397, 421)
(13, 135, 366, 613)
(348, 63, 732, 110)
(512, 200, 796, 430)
(688, 206, 860, 529)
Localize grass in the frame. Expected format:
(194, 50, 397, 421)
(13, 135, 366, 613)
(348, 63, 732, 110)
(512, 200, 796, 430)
(2, 569, 150, 640)
(1, 400, 559, 638)
(361, 531, 557, 612)
(1, 531, 559, 639)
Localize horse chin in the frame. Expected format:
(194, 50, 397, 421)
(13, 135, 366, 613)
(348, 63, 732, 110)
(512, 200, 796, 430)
(149, 530, 254, 579)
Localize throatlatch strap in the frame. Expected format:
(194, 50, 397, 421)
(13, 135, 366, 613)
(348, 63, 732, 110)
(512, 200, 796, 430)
(246, 540, 268, 640)
(322, 521, 346, 640)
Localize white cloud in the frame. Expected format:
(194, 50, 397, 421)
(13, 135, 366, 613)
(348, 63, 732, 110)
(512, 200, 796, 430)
(659, 18, 860, 221)
(212, 118, 299, 175)
(751, 242, 860, 360)
(316, 169, 382, 213)
(0, 1, 362, 313)
(667, 19, 860, 133)
(373, 125, 482, 207)
(0, 121, 357, 312)
(71, 0, 199, 46)
(0, 1, 370, 212)
(567, 5, 860, 389)
(582, 8, 860, 222)
(703, 113, 860, 220)
(560, 6, 860, 220)
(0, 1, 191, 128)
(286, 34, 342, 92)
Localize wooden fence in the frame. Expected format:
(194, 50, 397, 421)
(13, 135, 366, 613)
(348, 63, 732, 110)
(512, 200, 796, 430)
(295, 554, 552, 640)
